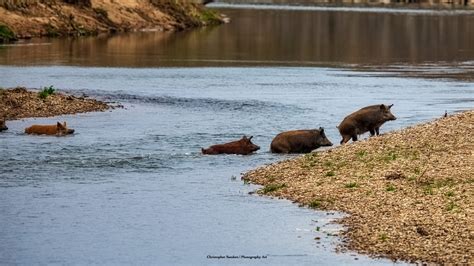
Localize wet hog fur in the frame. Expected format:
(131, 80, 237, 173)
(25, 122, 75, 136)
(202, 136, 260, 155)
(270, 127, 333, 153)
(0, 118, 7, 132)
(338, 104, 396, 144)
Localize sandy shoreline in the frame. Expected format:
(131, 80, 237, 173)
(243, 110, 473, 264)
(0, 87, 112, 120)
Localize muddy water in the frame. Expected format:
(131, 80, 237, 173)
(1, 4, 473, 266)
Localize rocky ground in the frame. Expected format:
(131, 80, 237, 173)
(243, 110, 473, 264)
(0, 0, 224, 41)
(0, 87, 111, 119)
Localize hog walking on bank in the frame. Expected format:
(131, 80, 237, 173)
(0, 118, 8, 132)
(338, 104, 396, 144)
(25, 122, 75, 136)
(202, 136, 260, 155)
(270, 127, 333, 153)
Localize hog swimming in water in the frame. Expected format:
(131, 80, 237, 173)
(338, 104, 396, 144)
(0, 118, 7, 132)
(202, 136, 260, 155)
(270, 127, 333, 154)
(25, 122, 75, 136)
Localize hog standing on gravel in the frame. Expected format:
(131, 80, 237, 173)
(202, 136, 260, 155)
(270, 127, 333, 153)
(0, 118, 7, 132)
(338, 104, 396, 144)
(25, 122, 75, 136)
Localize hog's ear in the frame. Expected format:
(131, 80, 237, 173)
(63, 121, 67, 127)
(248, 136, 253, 141)
(388, 104, 394, 109)
(57, 122, 62, 128)
(242, 135, 247, 140)
(380, 104, 386, 110)
(319, 127, 324, 133)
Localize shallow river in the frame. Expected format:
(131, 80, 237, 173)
(0, 3, 473, 266)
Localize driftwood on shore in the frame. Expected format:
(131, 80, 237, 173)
(0, 87, 110, 120)
(243, 110, 473, 264)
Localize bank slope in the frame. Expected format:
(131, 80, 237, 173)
(243, 110, 473, 264)
(0, 0, 223, 40)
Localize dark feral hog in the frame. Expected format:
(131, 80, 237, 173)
(0, 118, 7, 132)
(338, 104, 396, 144)
(25, 122, 75, 136)
(270, 127, 333, 154)
(202, 136, 260, 155)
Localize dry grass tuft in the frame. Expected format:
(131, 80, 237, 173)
(243, 110, 474, 264)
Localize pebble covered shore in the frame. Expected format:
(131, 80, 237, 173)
(243, 110, 473, 264)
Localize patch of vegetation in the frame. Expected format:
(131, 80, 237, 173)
(316, 226, 320, 231)
(199, 8, 221, 25)
(0, 25, 16, 43)
(386, 184, 396, 192)
(44, 24, 60, 37)
(308, 199, 322, 209)
(261, 183, 286, 194)
(383, 151, 398, 162)
(421, 178, 455, 195)
(356, 150, 367, 159)
(379, 233, 388, 242)
(446, 201, 458, 212)
(38, 86, 56, 99)
(445, 191, 454, 197)
(345, 182, 359, 189)
(325, 171, 335, 177)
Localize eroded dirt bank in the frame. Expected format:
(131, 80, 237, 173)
(0, 87, 111, 119)
(243, 110, 473, 264)
(0, 0, 223, 41)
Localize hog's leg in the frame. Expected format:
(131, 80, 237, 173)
(340, 135, 351, 144)
(369, 129, 375, 136)
(375, 127, 380, 135)
(351, 135, 358, 142)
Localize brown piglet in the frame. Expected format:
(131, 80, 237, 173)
(202, 136, 260, 155)
(25, 122, 75, 136)
(0, 118, 7, 132)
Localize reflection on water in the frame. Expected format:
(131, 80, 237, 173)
(0, 5, 473, 68)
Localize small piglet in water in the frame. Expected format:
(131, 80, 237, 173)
(338, 104, 396, 144)
(25, 122, 75, 136)
(270, 127, 333, 153)
(202, 136, 260, 155)
(0, 118, 8, 132)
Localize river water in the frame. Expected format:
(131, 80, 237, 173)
(0, 3, 473, 265)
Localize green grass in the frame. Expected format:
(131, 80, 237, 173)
(386, 184, 396, 192)
(446, 201, 458, 212)
(38, 85, 56, 99)
(0, 25, 16, 43)
(325, 171, 335, 177)
(261, 183, 286, 194)
(199, 9, 221, 25)
(445, 191, 455, 197)
(345, 182, 359, 189)
(356, 150, 367, 159)
(379, 233, 388, 241)
(383, 151, 398, 162)
(308, 199, 321, 209)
